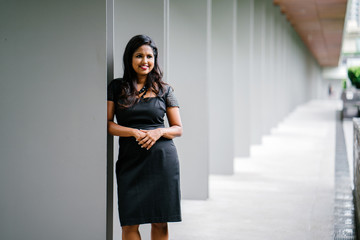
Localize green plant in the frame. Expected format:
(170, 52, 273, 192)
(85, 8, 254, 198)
(348, 66, 360, 88)
(342, 79, 347, 89)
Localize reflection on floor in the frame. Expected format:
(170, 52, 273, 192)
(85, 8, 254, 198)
(113, 100, 340, 240)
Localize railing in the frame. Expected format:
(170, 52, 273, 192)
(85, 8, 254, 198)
(351, 118, 360, 238)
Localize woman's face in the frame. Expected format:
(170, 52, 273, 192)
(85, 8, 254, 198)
(132, 45, 155, 79)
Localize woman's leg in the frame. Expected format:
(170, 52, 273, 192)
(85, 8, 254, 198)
(122, 225, 141, 240)
(151, 223, 168, 240)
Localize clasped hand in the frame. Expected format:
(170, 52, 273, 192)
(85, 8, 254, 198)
(135, 129, 163, 150)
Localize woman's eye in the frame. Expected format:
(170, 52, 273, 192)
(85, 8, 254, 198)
(136, 55, 142, 58)
(147, 55, 153, 59)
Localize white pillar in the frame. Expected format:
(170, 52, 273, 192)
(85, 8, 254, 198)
(0, 1, 107, 239)
(268, 2, 277, 131)
(274, 6, 284, 124)
(262, 0, 272, 135)
(251, 0, 266, 145)
(168, 0, 210, 199)
(235, 0, 253, 157)
(209, 0, 236, 174)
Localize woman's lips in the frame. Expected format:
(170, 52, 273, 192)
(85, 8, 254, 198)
(140, 66, 148, 70)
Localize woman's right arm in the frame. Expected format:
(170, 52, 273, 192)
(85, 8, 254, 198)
(107, 101, 144, 140)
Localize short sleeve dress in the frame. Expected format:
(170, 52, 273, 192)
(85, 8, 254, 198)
(107, 78, 182, 226)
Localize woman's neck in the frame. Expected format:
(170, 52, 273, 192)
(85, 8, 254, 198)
(136, 76, 147, 91)
(137, 75, 147, 85)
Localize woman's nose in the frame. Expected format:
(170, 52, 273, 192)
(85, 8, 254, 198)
(141, 57, 148, 63)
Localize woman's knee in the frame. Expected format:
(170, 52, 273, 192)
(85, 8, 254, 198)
(122, 224, 140, 233)
(151, 222, 168, 230)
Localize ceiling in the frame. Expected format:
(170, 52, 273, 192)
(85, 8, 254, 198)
(274, 0, 348, 67)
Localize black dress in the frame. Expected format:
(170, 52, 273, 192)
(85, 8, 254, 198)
(107, 79, 181, 226)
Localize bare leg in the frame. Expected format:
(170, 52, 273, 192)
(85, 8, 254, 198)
(151, 223, 168, 240)
(122, 225, 141, 240)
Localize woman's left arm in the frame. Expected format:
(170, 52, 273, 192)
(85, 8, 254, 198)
(161, 107, 183, 139)
(138, 107, 182, 150)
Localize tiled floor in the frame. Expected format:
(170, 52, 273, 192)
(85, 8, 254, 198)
(113, 100, 340, 240)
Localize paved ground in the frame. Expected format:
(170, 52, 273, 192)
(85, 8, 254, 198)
(113, 100, 339, 240)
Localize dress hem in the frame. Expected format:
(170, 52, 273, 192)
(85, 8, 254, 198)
(120, 215, 182, 226)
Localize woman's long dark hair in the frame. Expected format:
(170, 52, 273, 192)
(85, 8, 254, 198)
(118, 34, 166, 108)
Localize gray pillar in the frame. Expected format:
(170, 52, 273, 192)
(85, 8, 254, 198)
(268, 2, 277, 131)
(251, 0, 266, 145)
(273, 6, 284, 124)
(0, 1, 107, 240)
(209, 0, 236, 174)
(262, 0, 273, 135)
(169, 0, 210, 199)
(282, 18, 291, 118)
(235, 0, 253, 157)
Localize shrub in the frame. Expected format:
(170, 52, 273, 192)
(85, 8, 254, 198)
(348, 66, 360, 89)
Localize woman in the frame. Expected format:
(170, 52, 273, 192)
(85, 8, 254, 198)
(107, 35, 182, 240)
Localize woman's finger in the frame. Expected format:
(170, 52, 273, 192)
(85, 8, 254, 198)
(138, 135, 149, 145)
(141, 138, 152, 148)
(146, 141, 155, 150)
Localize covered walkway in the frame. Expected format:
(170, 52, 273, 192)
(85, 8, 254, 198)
(167, 100, 338, 239)
(0, 0, 349, 239)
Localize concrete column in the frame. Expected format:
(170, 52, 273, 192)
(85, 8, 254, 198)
(262, 0, 275, 135)
(269, 4, 277, 130)
(312, 59, 323, 99)
(209, 0, 236, 174)
(251, 0, 266, 145)
(282, 18, 292, 118)
(274, 6, 284, 124)
(262, 0, 270, 135)
(283, 21, 292, 116)
(0, 1, 107, 240)
(169, 0, 210, 199)
(235, 0, 253, 157)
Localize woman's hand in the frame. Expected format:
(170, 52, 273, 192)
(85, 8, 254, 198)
(137, 129, 163, 150)
(133, 129, 147, 142)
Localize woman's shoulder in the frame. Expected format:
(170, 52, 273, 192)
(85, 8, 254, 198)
(107, 78, 125, 101)
(158, 81, 176, 97)
(159, 82, 173, 93)
(108, 78, 127, 92)
(109, 78, 125, 87)
(161, 83, 179, 107)
(164, 83, 175, 94)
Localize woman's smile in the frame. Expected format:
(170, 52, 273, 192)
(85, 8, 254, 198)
(140, 65, 149, 70)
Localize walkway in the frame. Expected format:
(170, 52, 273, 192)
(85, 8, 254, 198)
(171, 100, 338, 240)
(114, 100, 340, 239)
